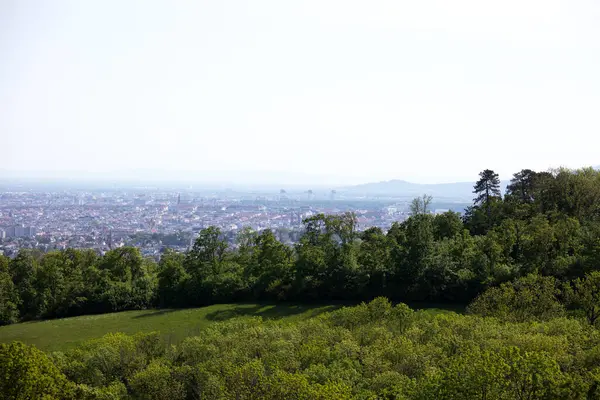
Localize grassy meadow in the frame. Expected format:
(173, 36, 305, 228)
(0, 301, 463, 352)
(0, 303, 342, 352)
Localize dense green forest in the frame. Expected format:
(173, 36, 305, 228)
(4, 297, 600, 399)
(4, 167, 600, 399)
(3, 167, 600, 324)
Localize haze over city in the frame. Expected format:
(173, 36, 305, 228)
(3, 0, 600, 185)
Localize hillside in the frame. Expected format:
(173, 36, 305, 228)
(3, 298, 600, 399)
(0, 303, 339, 352)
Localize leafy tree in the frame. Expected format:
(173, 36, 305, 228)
(129, 359, 186, 400)
(96, 247, 156, 311)
(72, 380, 128, 399)
(421, 238, 469, 301)
(235, 226, 257, 268)
(35, 251, 69, 318)
(410, 194, 433, 215)
(0, 255, 19, 325)
(9, 250, 39, 318)
(98, 247, 144, 283)
(302, 212, 358, 247)
(184, 227, 229, 304)
(55, 249, 95, 317)
(0, 341, 73, 399)
(530, 171, 557, 215)
(433, 211, 463, 240)
(502, 347, 572, 400)
(469, 232, 514, 286)
(565, 271, 600, 326)
(467, 274, 565, 322)
(59, 332, 163, 388)
(186, 227, 228, 270)
(246, 229, 294, 299)
(506, 169, 537, 204)
(5, 166, 600, 328)
(389, 215, 435, 298)
(431, 349, 508, 399)
(474, 169, 502, 206)
(520, 215, 556, 274)
(358, 227, 391, 297)
(204, 259, 246, 302)
(157, 249, 188, 307)
(295, 213, 360, 299)
(469, 169, 503, 232)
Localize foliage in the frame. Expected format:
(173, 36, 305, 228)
(0, 255, 19, 325)
(467, 274, 565, 322)
(410, 194, 433, 215)
(565, 271, 600, 325)
(5, 299, 600, 399)
(0, 303, 339, 352)
(0, 341, 73, 399)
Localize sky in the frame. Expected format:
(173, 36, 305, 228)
(1, 0, 600, 186)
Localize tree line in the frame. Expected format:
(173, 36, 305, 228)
(3, 166, 600, 325)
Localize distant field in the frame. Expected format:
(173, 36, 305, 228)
(0, 303, 341, 352)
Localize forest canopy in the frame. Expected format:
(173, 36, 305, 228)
(4, 298, 600, 399)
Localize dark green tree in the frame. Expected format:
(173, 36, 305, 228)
(433, 211, 464, 240)
(246, 229, 294, 299)
(474, 169, 502, 206)
(565, 271, 600, 326)
(506, 169, 536, 204)
(388, 215, 435, 299)
(358, 227, 391, 298)
(0, 255, 19, 325)
(184, 227, 229, 304)
(295, 213, 359, 300)
(9, 250, 39, 318)
(466, 169, 503, 234)
(157, 249, 188, 307)
(185, 227, 227, 276)
(34, 251, 68, 318)
(96, 247, 157, 311)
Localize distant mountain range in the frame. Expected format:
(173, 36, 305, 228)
(340, 179, 510, 201)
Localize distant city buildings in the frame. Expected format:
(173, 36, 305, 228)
(0, 186, 467, 257)
(1, 225, 36, 238)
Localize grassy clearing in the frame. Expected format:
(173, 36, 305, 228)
(0, 301, 464, 352)
(0, 303, 341, 352)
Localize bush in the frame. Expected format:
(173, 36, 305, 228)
(0, 341, 73, 399)
(129, 359, 186, 400)
(467, 274, 565, 322)
(7, 298, 600, 399)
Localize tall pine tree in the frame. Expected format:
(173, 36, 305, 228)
(474, 169, 501, 206)
(467, 169, 502, 233)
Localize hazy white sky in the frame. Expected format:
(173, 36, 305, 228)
(2, 0, 599, 185)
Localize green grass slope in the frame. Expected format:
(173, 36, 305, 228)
(0, 303, 340, 352)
